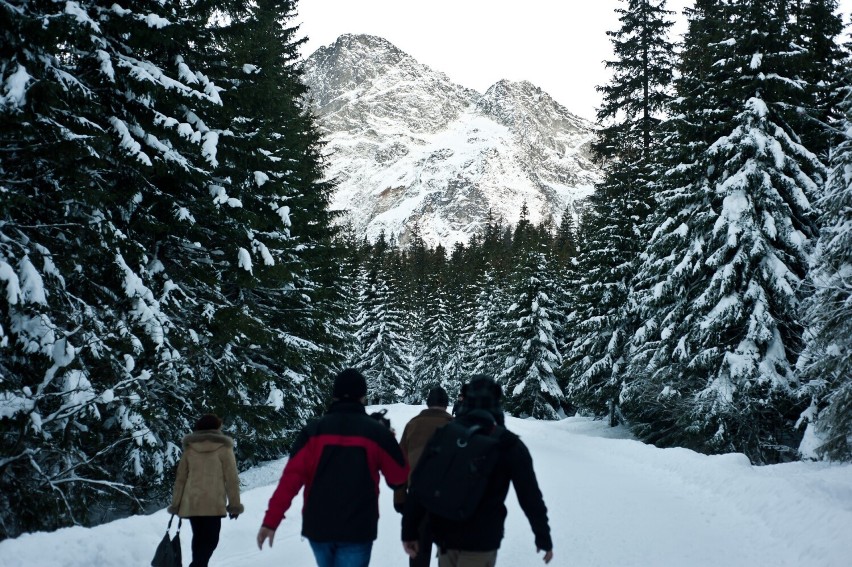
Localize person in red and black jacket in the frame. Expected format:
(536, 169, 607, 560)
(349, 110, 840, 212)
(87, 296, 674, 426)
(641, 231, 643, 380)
(257, 368, 409, 567)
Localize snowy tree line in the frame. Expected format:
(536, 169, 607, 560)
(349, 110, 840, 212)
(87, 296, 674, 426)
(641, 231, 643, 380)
(341, 0, 852, 467)
(0, 0, 345, 538)
(336, 207, 576, 421)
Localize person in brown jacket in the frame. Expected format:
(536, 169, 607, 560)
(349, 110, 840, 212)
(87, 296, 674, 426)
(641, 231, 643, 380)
(168, 414, 243, 567)
(395, 386, 453, 567)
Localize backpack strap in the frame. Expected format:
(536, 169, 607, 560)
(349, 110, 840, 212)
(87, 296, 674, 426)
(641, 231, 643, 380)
(493, 426, 519, 449)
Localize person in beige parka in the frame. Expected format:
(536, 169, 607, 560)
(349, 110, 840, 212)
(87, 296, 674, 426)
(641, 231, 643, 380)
(168, 414, 243, 567)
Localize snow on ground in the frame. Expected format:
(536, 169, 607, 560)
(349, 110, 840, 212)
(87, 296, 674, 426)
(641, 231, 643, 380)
(2, 404, 851, 567)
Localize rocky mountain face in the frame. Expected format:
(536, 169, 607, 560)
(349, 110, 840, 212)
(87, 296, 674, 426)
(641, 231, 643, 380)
(302, 34, 600, 248)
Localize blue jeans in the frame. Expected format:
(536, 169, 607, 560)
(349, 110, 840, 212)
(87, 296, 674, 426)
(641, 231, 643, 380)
(309, 540, 373, 567)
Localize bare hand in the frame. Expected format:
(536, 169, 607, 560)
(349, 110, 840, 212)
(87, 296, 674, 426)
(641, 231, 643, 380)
(257, 526, 275, 550)
(403, 541, 419, 558)
(541, 549, 553, 564)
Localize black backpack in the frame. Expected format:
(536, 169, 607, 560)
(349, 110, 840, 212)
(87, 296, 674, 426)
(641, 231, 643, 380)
(409, 412, 511, 521)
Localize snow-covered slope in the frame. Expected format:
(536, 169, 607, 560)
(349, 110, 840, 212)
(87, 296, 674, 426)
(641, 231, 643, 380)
(302, 35, 600, 248)
(2, 405, 850, 567)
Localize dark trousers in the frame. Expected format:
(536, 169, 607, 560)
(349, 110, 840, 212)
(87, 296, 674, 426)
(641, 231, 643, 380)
(411, 516, 434, 567)
(437, 549, 498, 567)
(188, 516, 221, 567)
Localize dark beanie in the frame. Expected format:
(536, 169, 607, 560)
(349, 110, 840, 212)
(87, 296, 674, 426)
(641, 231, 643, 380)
(426, 386, 449, 407)
(459, 375, 504, 425)
(195, 413, 222, 431)
(333, 368, 367, 400)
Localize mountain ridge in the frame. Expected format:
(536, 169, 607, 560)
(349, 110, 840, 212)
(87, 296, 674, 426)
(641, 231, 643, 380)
(302, 33, 600, 248)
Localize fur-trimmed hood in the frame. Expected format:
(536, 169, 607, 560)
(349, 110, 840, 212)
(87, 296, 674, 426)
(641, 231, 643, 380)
(182, 430, 234, 452)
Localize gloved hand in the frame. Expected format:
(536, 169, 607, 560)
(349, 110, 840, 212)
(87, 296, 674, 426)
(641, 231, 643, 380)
(394, 502, 405, 514)
(229, 513, 239, 520)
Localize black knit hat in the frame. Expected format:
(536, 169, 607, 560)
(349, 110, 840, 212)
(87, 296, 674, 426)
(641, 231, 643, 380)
(426, 386, 449, 408)
(333, 368, 368, 400)
(195, 413, 222, 431)
(459, 375, 504, 425)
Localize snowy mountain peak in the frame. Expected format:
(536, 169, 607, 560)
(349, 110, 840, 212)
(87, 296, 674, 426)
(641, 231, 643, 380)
(302, 35, 600, 248)
(479, 79, 589, 134)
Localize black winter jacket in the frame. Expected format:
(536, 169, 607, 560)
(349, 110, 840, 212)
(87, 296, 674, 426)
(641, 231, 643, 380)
(401, 414, 552, 552)
(263, 401, 408, 542)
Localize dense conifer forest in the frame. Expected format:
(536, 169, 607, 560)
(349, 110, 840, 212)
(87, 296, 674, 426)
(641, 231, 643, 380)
(1, 0, 850, 538)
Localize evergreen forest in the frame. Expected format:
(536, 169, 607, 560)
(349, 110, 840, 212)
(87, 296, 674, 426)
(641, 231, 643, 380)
(1, 0, 851, 539)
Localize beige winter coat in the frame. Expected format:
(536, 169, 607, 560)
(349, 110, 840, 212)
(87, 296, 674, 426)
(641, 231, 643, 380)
(167, 430, 244, 518)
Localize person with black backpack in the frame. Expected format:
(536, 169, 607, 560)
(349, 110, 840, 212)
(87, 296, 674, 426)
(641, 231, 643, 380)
(401, 376, 554, 566)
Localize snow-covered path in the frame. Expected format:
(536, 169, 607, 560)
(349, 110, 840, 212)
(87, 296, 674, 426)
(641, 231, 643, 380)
(2, 404, 851, 567)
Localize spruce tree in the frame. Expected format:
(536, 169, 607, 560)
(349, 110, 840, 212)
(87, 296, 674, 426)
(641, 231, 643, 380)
(410, 251, 454, 402)
(563, 0, 674, 423)
(790, 0, 848, 157)
(499, 215, 565, 419)
(469, 269, 510, 381)
(594, 0, 676, 156)
(445, 242, 480, 395)
(332, 224, 363, 368)
(0, 0, 222, 535)
(624, 0, 824, 463)
(554, 206, 579, 262)
(354, 244, 410, 404)
(500, 250, 565, 419)
(563, 163, 652, 422)
(202, 0, 339, 460)
(797, 78, 852, 461)
(0, 0, 339, 535)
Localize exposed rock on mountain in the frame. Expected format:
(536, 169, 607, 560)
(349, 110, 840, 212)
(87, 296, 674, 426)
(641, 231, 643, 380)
(302, 34, 600, 248)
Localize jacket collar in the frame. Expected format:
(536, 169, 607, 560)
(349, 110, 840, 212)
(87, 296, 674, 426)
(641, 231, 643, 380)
(419, 408, 451, 418)
(328, 400, 367, 415)
(457, 408, 502, 429)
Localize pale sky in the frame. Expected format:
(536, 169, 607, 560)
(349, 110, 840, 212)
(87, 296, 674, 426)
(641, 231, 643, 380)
(296, 0, 851, 122)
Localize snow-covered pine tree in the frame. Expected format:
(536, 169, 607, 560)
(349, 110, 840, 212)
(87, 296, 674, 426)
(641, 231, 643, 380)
(331, 223, 363, 369)
(797, 77, 852, 461)
(398, 225, 428, 396)
(0, 0, 225, 535)
(354, 242, 411, 404)
(789, 0, 848, 157)
(554, 205, 579, 262)
(410, 250, 454, 403)
(467, 268, 507, 380)
(499, 211, 564, 419)
(1, 0, 339, 535)
(184, 0, 338, 463)
(403, 221, 430, 318)
(563, 0, 674, 423)
(563, 161, 653, 422)
(469, 216, 517, 386)
(624, 0, 824, 463)
(443, 242, 479, 397)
